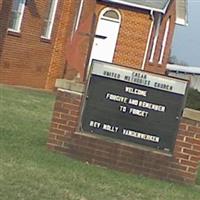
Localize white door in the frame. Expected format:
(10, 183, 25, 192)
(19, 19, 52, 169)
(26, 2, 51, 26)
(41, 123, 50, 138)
(89, 8, 121, 70)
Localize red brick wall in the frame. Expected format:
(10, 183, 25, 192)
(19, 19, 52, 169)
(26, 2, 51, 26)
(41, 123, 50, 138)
(48, 89, 200, 184)
(65, 1, 176, 82)
(48, 89, 83, 154)
(0, 0, 12, 59)
(63, 1, 153, 82)
(63, 0, 96, 82)
(45, 1, 77, 89)
(0, 0, 72, 89)
(145, 0, 176, 74)
(94, 3, 151, 70)
(0, 0, 177, 89)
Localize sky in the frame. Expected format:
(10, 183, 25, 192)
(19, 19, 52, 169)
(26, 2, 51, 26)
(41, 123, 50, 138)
(171, 0, 200, 67)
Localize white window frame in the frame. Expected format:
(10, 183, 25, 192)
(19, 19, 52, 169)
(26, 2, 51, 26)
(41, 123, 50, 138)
(149, 14, 161, 63)
(8, 0, 26, 33)
(41, 0, 58, 40)
(74, 0, 84, 32)
(158, 18, 170, 64)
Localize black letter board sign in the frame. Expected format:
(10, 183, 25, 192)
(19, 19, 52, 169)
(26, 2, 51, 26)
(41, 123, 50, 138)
(81, 61, 188, 152)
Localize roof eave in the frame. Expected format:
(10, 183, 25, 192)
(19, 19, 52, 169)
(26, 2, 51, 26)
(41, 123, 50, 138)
(176, 18, 188, 26)
(167, 64, 200, 74)
(176, 0, 188, 26)
(101, 0, 167, 14)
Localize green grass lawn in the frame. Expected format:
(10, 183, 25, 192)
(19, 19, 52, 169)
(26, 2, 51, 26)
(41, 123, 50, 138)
(0, 84, 200, 200)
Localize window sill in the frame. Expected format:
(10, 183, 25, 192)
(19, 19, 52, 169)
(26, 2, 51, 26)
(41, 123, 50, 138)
(7, 29, 21, 37)
(158, 63, 164, 68)
(147, 62, 163, 68)
(148, 61, 154, 66)
(40, 36, 51, 43)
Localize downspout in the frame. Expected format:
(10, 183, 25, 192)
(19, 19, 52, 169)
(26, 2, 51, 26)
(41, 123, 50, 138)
(141, 10, 154, 70)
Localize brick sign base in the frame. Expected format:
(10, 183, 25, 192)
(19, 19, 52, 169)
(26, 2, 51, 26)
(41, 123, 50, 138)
(48, 80, 200, 184)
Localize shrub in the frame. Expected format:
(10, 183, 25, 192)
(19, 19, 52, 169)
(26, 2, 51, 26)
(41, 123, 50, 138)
(186, 88, 200, 111)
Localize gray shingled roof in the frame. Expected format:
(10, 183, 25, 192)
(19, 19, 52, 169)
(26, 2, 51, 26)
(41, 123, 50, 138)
(103, 0, 170, 12)
(120, 0, 169, 10)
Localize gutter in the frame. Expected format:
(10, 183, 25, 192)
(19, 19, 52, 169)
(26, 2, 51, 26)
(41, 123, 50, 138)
(141, 10, 154, 70)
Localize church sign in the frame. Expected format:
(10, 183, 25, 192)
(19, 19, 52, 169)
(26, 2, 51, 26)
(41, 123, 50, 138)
(81, 61, 188, 152)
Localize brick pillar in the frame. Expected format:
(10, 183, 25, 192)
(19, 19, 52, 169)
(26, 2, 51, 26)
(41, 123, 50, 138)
(47, 79, 84, 153)
(171, 109, 200, 183)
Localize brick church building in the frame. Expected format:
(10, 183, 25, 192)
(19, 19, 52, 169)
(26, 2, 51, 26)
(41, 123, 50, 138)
(0, 0, 187, 89)
(3, 1, 200, 186)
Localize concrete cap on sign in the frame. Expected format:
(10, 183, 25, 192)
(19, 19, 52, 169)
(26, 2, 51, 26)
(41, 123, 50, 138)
(55, 79, 85, 93)
(183, 108, 200, 122)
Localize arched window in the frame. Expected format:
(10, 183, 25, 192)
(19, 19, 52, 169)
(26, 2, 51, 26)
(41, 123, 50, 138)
(103, 10, 120, 20)
(100, 8, 121, 23)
